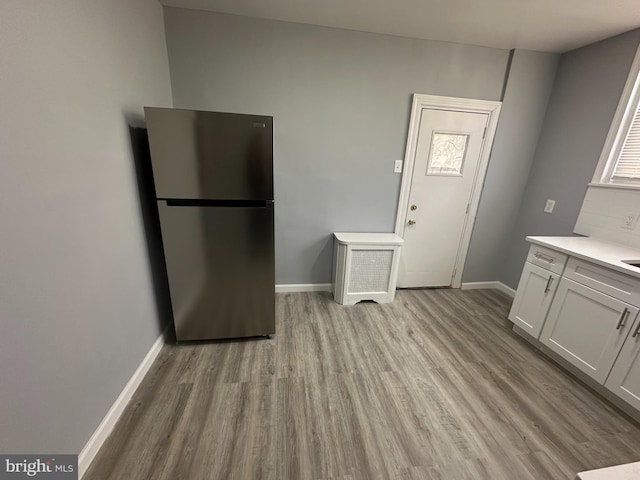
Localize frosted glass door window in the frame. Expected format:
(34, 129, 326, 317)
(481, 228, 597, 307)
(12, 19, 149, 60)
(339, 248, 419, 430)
(426, 132, 469, 175)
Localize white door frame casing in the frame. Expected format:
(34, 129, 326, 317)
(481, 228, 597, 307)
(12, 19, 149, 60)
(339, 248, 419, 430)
(395, 94, 501, 288)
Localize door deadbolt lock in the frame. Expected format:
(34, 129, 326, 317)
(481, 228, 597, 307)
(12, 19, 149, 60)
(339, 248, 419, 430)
(408, 219, 416, 225)
(410, 205, 418, 211)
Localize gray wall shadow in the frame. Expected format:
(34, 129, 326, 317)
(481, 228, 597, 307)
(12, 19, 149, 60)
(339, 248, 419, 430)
(127, 119, 175, 341)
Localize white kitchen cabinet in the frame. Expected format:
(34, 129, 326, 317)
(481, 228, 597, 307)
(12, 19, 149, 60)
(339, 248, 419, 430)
(605, 317, 640, 411)
(509, 263, 560, 338)
(510, 237, 640, 417)
(540, 277, 638, 384)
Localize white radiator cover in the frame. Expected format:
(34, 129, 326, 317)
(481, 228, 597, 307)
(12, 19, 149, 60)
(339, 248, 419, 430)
(332, 233, 404, 305)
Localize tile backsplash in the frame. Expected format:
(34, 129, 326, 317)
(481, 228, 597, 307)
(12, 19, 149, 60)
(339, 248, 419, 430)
(574, 185, 640, 248)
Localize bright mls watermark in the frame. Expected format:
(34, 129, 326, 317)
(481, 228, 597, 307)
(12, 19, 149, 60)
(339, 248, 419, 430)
(0, 456, 77, 479)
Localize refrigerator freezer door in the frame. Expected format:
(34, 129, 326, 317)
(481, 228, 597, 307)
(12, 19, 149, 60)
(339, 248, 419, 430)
(146, 107, 273, 201)
(157, 201, 275, 341)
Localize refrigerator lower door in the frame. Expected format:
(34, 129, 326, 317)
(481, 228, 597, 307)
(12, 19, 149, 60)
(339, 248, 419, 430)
(157, 201, 275, 341)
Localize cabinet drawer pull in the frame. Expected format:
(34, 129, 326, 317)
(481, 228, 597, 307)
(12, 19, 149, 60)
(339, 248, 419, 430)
(534, 252, 555, 264)
(544, 275, 554, 293)
(633, 321, 640, 338)
(616, 308, 629, 330)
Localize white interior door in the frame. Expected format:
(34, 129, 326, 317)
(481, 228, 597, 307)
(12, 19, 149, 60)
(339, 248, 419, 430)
(398, 108, 488, 287)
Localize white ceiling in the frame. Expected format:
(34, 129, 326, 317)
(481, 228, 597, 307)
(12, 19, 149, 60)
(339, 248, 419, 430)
(160, 0, 640, 53)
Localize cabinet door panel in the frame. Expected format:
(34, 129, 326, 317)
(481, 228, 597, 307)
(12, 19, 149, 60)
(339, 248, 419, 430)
(540, 277, 637, 384)
(605, 317, 640, 410)
(509, 262, 559, 338)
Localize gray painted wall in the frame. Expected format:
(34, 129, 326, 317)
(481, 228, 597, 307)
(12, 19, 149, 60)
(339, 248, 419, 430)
(499, 29, 640, 289)
(0, 0, 172, 452)
(163, 8, 511, 284)
(463, 50, 559, 283)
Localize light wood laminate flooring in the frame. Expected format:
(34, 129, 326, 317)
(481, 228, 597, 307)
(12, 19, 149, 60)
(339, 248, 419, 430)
(84, 289, 640, 479)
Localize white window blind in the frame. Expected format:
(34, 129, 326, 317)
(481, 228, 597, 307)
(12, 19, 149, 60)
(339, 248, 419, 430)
(611, 101, 640, 181)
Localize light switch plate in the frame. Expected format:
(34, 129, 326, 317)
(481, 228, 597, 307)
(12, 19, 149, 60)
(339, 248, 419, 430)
(544, 199, 556, 214)
(394, 160, 403, 173)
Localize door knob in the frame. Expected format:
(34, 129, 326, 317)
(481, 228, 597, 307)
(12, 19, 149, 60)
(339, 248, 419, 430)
(408, 219, 416, 225)
(410, 205, 418, 211)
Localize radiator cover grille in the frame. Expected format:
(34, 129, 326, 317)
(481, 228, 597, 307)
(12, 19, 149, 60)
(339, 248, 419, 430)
(348, 249, 393, 293)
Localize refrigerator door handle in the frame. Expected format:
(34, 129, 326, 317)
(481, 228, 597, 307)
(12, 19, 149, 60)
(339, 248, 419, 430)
(164, 199, 272, 208)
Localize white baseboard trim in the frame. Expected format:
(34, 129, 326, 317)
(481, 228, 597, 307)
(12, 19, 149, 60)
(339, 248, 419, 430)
(275, 283, 332, 293)
(461, 281, 516, 298)
(78, 327, 168, 478)
(495, 282, 516, 297)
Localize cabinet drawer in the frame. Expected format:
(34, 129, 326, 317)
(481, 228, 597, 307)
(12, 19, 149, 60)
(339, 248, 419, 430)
(564, 257, 640, 306)
(526, 244, 568, 275)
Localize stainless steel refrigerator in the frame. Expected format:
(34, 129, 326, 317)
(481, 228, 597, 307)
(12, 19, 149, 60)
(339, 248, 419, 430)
(145, 107, 275, 342)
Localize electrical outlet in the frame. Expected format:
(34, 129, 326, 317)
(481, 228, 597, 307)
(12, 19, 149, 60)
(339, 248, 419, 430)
(394, 160, 403, 173)
(544, 199, 556, 214)
(621, 213, 638, 230)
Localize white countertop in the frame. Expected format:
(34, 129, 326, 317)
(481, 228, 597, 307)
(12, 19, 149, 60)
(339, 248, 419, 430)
(334, 232, 404, 245)
(527, 236, 640, 279)
(577, 462, 640, 480)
